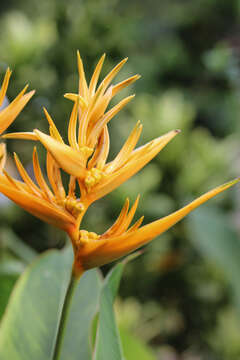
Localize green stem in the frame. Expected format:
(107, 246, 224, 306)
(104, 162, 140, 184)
(52, 271, 79, 360)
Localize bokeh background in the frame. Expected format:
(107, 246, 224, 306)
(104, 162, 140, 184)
(1, 0, 240, 359)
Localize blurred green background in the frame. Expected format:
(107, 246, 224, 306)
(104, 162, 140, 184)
(1, 0, 240, 358)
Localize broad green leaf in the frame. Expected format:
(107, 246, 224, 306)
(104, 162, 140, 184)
(59, 264, 102, 360)
(119, 325, 156, 360)
(93, 262, 125, 360)
(0, 274, 18, 321)
(187, 206, 240, 306)
(0, 250, 26, 321)
(0, 247, 102, 360)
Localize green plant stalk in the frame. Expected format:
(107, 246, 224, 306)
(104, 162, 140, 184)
(52, 270, 80, 360)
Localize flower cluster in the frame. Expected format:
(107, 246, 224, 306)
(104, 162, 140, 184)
(0, 54, 238, 277)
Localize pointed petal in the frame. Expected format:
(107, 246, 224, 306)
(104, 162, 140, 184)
(88, 94, 135, 147)
(105, 121, 142, 173)
(0, 143, 6, 172)
(89, 54, 106, 95)
(68, 101, 79, 150)
(77, 50, 89, 100)
(126, 216, 144, 233)
(78, 86, 112, 148)
(2, 132, 38, 140)
(95, 58, 128, 96)
(79, 178, 240, 269)
(90, 130, 179, 202)
(13, 152, 43, 197)
(64, 93, 87, 107)
(108, 195, 140, 237)
(0, 182, 75, 230)
(111, 74, 141, 97)
(0, 68, 12, 106)
(0, 89, 35, 135)
(101, 198, 130, 238)
(46, 152, 66, 200)
(89, 86, 113, 126)
(43, 107, 64, 143)
(32, 147, 55, 201)
(2, 169, 22, 190)
(123, 195, 140, 230)
(34, 130, 87, 178)
(88, 126, 110, 170)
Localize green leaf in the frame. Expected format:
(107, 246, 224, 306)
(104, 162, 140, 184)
(59, 265, 102, 360)
(0, 274, 18, 321)
(0, 248, 27, 321)
(93, 262, 125, 360)
(187, 206, 240, 306)
(0, 247, 102, 360)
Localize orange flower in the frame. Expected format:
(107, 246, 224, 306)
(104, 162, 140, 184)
(0, 68, 34, 173)
(72, 179, 239, 274)
(0, 148, 76, 231)
(0, 68, 35, 135)
(1, 54, 239, 277)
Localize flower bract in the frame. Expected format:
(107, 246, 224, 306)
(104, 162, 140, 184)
(1, 54, 239, 277)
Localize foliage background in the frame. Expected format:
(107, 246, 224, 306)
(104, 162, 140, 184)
(1, 0, 240, 358)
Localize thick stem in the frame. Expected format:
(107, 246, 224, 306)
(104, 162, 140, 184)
(52, 270, 80, 360)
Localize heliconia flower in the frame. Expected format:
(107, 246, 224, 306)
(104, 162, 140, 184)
(71, 178, 240, 275)
(3, 53, 178, 204)
(0, 68, 35, 135)
(33, 126, 180, 203)
(0, 148, 76, 231)
(1, 54, 239, 277)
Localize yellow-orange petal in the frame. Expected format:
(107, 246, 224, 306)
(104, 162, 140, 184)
(3, 169, 23, 191)
(46, 152, 66, 201)
(68, 100, 79, 150)
(89, 86, 113, 126)
(110, 195, 140, 237)
(102, 198, 130, 238)
(13, 152, 43, 197)
(89, 54, 106, 95)
(34, 129, 87, 179)
(89, 130, 179, 202)
(76, 178, 240, 269)
(88, 94, 135, 147)
(105, 120, 142, 173)
(0, 68, 12, 106)
(64, 93, 87, 107)
(0, 143, 6, 172)
(95, 58, 128, 97)
(32, 147, 55, 201)
(111, 74, 141, 97)
(0, 89, 35, 135)
(77, 50, 89, 100)
(2, 132, 38, 140)
(0, 182, 75, 230)
(43, 107, 64, 143)
(126, 216, 144, 233)
(88, 126, 110, 170)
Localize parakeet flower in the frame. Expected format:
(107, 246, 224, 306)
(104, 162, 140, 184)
(1, 54, 239, 277)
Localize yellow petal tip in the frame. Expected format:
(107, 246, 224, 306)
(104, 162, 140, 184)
(64, 93, 87, 106)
